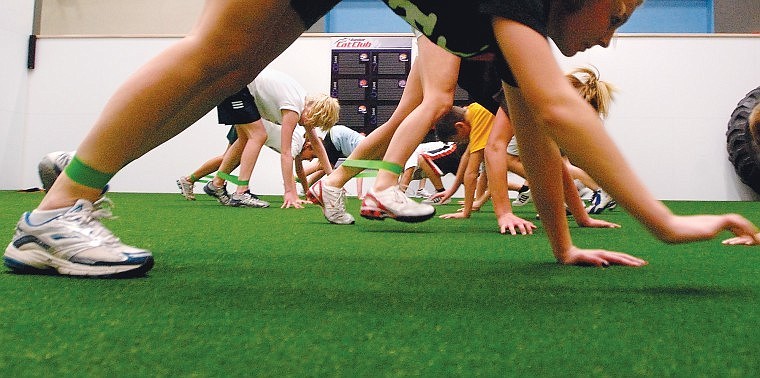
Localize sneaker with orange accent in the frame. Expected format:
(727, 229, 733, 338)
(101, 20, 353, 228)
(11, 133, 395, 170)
(360, 186, 435, 222)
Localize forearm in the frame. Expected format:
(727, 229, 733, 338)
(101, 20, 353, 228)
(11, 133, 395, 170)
(485, 145, 512, 218)
(281, 154, 297, 194)
(308, 128, 333, 175)
(562, 162, 591, 223)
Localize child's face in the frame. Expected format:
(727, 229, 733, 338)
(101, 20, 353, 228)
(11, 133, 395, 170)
(550, 0, 639, 56)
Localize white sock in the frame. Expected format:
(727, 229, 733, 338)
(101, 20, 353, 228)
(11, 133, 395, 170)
(27, 206, 71, 224)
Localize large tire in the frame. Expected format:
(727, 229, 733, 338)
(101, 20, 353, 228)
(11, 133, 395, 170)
(726, 86, 760, 195)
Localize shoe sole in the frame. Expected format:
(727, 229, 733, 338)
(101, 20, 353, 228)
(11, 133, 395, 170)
(228, 201, 269, 208)
(3, 245, 154, 278)
(360, 207, 436, 223)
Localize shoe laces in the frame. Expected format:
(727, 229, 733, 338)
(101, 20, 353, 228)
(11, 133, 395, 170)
(62, 197, 121, 245)
(329, 188, 348, 212)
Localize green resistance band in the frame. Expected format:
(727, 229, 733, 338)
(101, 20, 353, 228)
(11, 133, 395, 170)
(63, 155, 114, 190)
(340, 159, 403, 175)
(217, 172, 248, 186)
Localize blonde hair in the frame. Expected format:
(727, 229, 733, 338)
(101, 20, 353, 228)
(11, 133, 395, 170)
(566, 66, 616, 119)
(304, 94, 340, 132)
(750, 103, 760, 143)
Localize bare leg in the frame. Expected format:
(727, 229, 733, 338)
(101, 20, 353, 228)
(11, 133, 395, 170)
(229, 121, 268, 194)
(372, 37, 459, 190)
(324, 53, 424, 188)
(40, 1, 308, 210)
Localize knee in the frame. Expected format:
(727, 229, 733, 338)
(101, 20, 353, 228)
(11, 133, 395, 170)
(420, 93, 455, 120)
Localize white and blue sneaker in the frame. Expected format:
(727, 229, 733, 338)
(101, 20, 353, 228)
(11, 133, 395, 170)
(229, 190, 270, 208)
(586, 189, 617, 214)
(4, 198, 154, 278)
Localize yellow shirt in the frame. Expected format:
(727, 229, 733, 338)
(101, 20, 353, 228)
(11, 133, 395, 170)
(465, 102, 495, 153)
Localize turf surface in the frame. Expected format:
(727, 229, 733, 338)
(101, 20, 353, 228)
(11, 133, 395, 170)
(0, 191, 758, 376)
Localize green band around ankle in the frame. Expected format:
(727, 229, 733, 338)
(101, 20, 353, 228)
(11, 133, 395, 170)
(217, 171, 248, 186)
(341, 159, 403, 175)
(189, 174, 198, 182)
(63, 155, 114, 190)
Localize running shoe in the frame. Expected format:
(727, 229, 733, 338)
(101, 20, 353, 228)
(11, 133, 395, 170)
(4, 198, 154, 277)
(512, 189, 532, 206)
(307, 181, 355, 225)
(415, 188, 433, 199)
(176, 176, 196, 201)
(586, 189, 617, 214)
(203, 182, 231, 205)
(421, 194, 451, 205)
(361, 185, 435, 222)
(229, 190, 270, 208)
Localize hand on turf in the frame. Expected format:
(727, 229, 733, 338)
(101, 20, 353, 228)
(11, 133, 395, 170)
(281, 191, 305, 209)
(497, 213, 536, 235)
(440, 211, 468, 219)
(722, 232, 760, 246)
(560, 246, 648, 267)
(657, 214, 760, 244)
(576, 217, 621, 229)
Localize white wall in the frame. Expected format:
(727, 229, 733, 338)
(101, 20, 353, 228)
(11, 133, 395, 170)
(3, 33, 760, 200)
(0, 0, 35, 191)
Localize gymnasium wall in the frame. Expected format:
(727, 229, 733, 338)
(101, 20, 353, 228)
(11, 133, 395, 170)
(3, 33, 759, 201)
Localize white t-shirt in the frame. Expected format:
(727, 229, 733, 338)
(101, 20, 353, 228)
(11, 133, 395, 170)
(262, 118, 306, 158)
(247, 69, 306, 124)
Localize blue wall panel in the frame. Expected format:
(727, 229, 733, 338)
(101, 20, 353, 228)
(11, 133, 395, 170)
(326, 0, 715, 34)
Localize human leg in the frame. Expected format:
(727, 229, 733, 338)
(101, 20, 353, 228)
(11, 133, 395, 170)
(226, 122, 269, 208)
(360, 37, 459, 221)
(6, 1, 324, 276)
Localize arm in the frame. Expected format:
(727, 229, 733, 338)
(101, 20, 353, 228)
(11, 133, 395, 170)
(294, 153, 309, 196)
(440, 150, 483, 219)
(493, 18, 758, 265)
(279, 110, 302, 208)
(431, 149, 469, 203)
(562, 159, 619, 229)
(484, 107, 536, 235)
(306, 127, 333, 176)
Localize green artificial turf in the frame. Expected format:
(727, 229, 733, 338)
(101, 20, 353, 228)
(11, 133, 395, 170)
(0, 191, 758, 376)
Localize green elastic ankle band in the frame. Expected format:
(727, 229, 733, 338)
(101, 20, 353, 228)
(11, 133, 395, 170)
(64, 155, 114, 190)
(217, 171, 248, 186)
(341, 159, 403, 175)
(189, 174, 198, 182)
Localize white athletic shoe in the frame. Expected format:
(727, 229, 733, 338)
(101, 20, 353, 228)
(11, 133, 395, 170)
(512, 189, 532, 206)
(176, 176, 196, 201)
(586, 189, 617, 214)
(415, 188, 433, 199)
(361, 185, 435, 222)
(4, 198, 154, 277)
(421, 194, 451, 206)
(307, 181, 355, 225)
(229, 191, 270, 208)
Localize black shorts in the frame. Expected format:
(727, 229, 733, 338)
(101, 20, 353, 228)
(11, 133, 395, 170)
(217, 87, 261, 126)
(290, 0, 341, 28)
(421, 143, 461, 176)
(226, 126, 238, 145)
